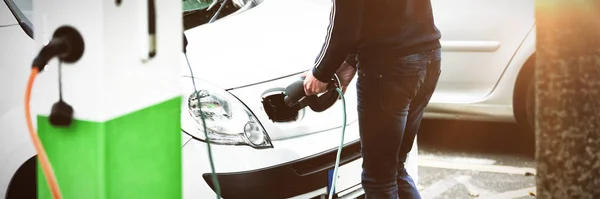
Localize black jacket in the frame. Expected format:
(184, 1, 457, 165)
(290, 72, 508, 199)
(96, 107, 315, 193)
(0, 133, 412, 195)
(311, 0, 442, 82)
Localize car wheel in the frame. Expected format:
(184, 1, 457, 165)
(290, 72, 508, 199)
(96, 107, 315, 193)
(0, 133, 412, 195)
(513, 54, 535, 134)
(5, 156, 36, 199)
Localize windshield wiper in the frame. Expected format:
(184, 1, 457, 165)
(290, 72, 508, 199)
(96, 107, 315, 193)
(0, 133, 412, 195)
(208, 0, 230, 23)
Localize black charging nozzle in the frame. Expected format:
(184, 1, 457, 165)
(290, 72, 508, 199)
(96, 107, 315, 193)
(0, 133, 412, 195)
(261, 75, 340, 122)
(283, 75, 340, 112)
(31, 25, 85, 127)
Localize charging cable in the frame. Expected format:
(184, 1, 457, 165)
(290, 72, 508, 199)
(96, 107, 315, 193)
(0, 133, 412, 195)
(183, 53, 222, 198)
(25, 67, 63, 199)
(328, 74, 347, 199)
(182, 1, 231, 198)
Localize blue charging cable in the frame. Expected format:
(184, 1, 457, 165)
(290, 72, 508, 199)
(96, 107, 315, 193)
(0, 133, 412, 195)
(329, 74, 347, 199)
(184, 1, 233, 198)
(184, 54, 222, 198)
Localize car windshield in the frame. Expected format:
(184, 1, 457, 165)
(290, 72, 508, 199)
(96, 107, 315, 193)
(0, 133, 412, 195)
(183, 0, 249, 30)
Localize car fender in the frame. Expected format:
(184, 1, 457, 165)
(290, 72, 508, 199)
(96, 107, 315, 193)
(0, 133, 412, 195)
(482, 24, 536, 105)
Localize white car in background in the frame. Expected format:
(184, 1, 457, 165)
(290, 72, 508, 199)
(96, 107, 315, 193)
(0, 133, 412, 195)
(1, 0, 535, 198)
(426, 0, 536, 133)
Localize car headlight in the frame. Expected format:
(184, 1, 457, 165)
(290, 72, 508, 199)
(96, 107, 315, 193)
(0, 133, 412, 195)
(182, 79, 273, 149)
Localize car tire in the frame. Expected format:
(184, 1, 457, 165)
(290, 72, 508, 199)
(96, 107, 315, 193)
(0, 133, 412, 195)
(513, 54, 535, 134)
(5, 156, 37, 199)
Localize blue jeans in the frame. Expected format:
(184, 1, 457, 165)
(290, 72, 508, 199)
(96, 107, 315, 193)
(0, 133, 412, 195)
(356, 48, 441, 199)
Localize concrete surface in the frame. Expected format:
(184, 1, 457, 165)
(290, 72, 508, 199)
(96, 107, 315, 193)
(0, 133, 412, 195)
(415, 119, 537, 199)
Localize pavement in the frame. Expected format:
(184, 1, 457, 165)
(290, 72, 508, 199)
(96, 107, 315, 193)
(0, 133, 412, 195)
(415, 119, 537, 199)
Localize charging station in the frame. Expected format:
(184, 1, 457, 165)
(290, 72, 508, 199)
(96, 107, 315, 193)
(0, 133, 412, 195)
(29, 0, 183, 198)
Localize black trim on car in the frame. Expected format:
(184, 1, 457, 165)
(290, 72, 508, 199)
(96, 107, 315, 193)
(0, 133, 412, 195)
(202, 139, 362, 199)
(2, 0, 33, 38)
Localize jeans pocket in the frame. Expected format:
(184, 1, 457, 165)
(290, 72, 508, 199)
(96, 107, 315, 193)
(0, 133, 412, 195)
(356, 70, 373, 112)
(379, 71, 425, 116)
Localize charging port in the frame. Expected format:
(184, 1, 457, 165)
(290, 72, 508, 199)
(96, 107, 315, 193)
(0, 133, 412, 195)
(262, 92, 302, 123)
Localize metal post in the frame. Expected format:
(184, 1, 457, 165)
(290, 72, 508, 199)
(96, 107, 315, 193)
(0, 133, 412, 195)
(32, 1, 183, 198)
(535, 0, 600, 198)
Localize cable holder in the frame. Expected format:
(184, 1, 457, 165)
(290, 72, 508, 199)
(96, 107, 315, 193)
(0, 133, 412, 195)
(49, 61, 74, 127)
(30, 25, 84, 127)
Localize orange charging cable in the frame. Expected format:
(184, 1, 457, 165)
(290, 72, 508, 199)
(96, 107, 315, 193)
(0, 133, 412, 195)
(25, 67, 63, 199)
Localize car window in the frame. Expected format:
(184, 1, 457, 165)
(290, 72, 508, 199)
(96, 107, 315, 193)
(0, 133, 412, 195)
(3, 0, 33, 38)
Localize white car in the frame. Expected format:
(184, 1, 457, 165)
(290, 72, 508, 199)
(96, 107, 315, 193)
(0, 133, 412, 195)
(1, 0, 535, 198)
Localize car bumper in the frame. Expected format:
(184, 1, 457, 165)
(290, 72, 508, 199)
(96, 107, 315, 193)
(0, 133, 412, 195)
(202, 139, 362, 199)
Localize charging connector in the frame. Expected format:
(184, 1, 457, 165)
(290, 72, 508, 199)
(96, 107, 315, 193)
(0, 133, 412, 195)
(32, 26, 85, 72)
(25, 25, 85, 199)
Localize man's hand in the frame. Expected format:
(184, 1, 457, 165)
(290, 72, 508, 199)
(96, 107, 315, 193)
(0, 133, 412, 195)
(302, 70, 329, 96)
(302, 62, 357, 96)
(335, 61, 358, 94)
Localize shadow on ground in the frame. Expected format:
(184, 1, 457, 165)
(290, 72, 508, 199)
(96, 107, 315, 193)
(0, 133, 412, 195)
(417, 119, 536, 159)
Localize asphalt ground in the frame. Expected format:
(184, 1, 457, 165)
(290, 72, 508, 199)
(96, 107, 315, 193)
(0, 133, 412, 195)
(415, 119, 537, 199)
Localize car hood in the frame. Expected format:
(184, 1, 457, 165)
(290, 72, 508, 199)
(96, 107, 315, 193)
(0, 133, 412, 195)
(182, 0, 332, 90)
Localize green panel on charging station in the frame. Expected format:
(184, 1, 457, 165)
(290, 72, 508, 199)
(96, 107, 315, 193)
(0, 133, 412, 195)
(36, 96, 182, 199)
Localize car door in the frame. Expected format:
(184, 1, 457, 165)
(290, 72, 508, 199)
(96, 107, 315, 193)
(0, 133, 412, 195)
(430, 0, 535, 103)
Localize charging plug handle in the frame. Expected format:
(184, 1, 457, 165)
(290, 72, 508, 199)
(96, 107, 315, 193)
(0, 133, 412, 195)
(283, 80, 306, 107)
(282, 76, 340, 112)
(32, 26, 85, 71)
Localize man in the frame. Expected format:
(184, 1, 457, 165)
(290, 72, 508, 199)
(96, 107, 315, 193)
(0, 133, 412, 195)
(302, 0, 442, 198)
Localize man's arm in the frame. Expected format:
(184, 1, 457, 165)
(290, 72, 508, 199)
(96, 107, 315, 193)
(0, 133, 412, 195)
(311, 0, 363, 83)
